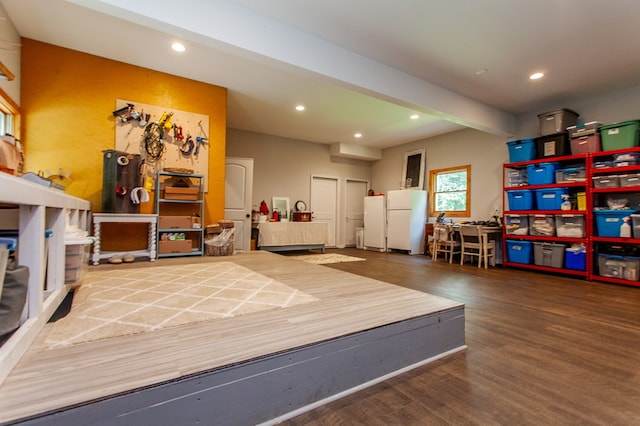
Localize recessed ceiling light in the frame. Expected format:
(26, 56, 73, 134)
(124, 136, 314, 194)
(354, 133, 362, 138)
(295, 105, 305, 111)
(410, 114, 419, 120)
(171, 42, 186, 52)
(529, 72, 544, 80)
(475, 68, 488, 76)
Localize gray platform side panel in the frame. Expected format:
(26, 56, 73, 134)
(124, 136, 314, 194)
(14, 307, 464, 426)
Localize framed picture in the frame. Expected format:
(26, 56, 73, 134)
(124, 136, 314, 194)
(402, 148, 426, 189)
(272, 196, 290, 220)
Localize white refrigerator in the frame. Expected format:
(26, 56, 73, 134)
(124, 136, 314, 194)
(386, 189, 427, 255)
(363, 195, 386, 251)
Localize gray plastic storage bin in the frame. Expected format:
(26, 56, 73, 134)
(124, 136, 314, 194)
(533, 242, 565, 268)
(537, 109, 579, 136)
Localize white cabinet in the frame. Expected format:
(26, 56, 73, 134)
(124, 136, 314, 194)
(0, 172, 90, 385)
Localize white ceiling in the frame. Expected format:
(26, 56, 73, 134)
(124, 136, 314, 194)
(2, 0, 640, 150)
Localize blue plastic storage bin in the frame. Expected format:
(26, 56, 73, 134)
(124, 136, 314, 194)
(506, 240, 533, 264)
(593, 209, 637, 237)
(534, 188, 568, 210)
(565, 248, 586, 271)
(526, 162, 560, 185)
(506, 139, 536, 163)
(507, 190, 534, 211)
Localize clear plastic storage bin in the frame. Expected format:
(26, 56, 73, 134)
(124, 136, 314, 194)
(555, 214, 586, 238)
(597, 254, 640, 280)
(529, 214, 556, 236)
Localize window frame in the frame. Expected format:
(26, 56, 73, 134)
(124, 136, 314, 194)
(428, 165, 471, 217)
(0, 85, 20, 139)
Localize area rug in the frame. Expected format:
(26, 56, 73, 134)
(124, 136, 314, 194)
(289, 253, 366, 265)
(42, 262, 318, 350)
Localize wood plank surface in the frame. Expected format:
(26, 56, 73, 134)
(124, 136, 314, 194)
(0, 250, 460, 423)
(281, 248, 640, 425)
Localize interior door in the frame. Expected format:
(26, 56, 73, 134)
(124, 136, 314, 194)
(224, 157, 254, 251)
(310, 175, 338, 247)
(345, 179, 368, 246)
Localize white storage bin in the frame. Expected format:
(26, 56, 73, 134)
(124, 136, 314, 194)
(555, 214, 586, 238)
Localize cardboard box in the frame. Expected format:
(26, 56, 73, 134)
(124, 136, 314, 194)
(159, 239, 193, 254)
(164, 187, 199, 201)
(159, 215, 192, 229)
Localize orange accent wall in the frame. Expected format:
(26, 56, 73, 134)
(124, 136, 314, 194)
(21, 39, 226, 248)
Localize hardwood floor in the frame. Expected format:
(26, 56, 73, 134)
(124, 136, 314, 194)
(282, 248, 640, 425)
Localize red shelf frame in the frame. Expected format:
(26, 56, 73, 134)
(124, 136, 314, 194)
(503, 147, 640, 287)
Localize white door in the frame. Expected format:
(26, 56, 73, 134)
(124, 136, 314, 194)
(310, 175, 338, 247)
(225, 157, 254, 251)
(345, 179, 368, 247)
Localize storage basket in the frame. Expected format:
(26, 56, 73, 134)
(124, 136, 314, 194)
(507, 190, 534, 211)
(537, 109, 579, 136)
(506, 240, 533, 264)
(593, 209, 636, 237)
(533, 242, 566, 268)
(600, 120, 640, 150)
(570, 134, 601, 154)
(555, 214, 586, 238)
(504, 214, 529, 235)
(529, 214, 555, 236)
(592, 175, 619, 188)
(535, 132, 571, 158)
(506, 169, 528, 187)
(534, 188, 568, 210)
(506, 139, 536, 163)
(526, 162, 560, 185)
(555, 167, 586, 183)
(597, 254, 640, 280)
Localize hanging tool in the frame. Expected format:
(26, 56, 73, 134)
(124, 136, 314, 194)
(194, 136, 208, 156)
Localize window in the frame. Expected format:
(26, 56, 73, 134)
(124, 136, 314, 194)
(429, 165, 470, 217)
(0, 86, 19, 138)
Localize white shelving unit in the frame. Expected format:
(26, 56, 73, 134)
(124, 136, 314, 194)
(0, 172, 91, 385)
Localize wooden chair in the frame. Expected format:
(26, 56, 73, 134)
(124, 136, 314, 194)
(432, 224, 460, 264)
(459, 224, 496, 268)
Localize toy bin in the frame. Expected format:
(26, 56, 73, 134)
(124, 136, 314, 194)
(555, 167, 586, 183)
(529, 214, 555, 236)
(565, 246, 586, 271)
(597, 254, 640, 280)
(533, 242, 566, 268)
(631, 214, 640, 238)
(506, 240, 533, 264)
(592, 175, 619, 188)
(555, 214, 586, 238)
(567, 121, 601, 139)
(506, 139, 536, 163)
(507, 190, 534, 211)
(506, 169, 528, 187)
(569, 135, 601, 155)
(64, 239, 92, 284)
(534, 188, 568, 210)
(535, 132, 571, 158)
(537, 109, 579, 136)
(593, 209, 636, 237)
(504, 214, 529, 236)
(600, 120, 640, 151)
(526, 162, 560, 185)
(619, 173, 640, 187)
(613, 152, 640, 167)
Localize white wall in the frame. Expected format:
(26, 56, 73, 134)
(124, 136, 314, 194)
(228, 83, 640, 229)
(372, 129, 506, 222)
(226, 128, 372, 246)
(371, 83, 640, 223)
(0, 1, 20, 106)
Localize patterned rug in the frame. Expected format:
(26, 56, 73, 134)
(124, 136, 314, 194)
(43, 262, 317, 350)
(289, 253, 366, 265)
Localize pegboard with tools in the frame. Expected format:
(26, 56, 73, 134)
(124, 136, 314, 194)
(113, 99, 210, 190)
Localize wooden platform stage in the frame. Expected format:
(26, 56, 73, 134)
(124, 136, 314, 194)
(0, 251, 465, 425)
